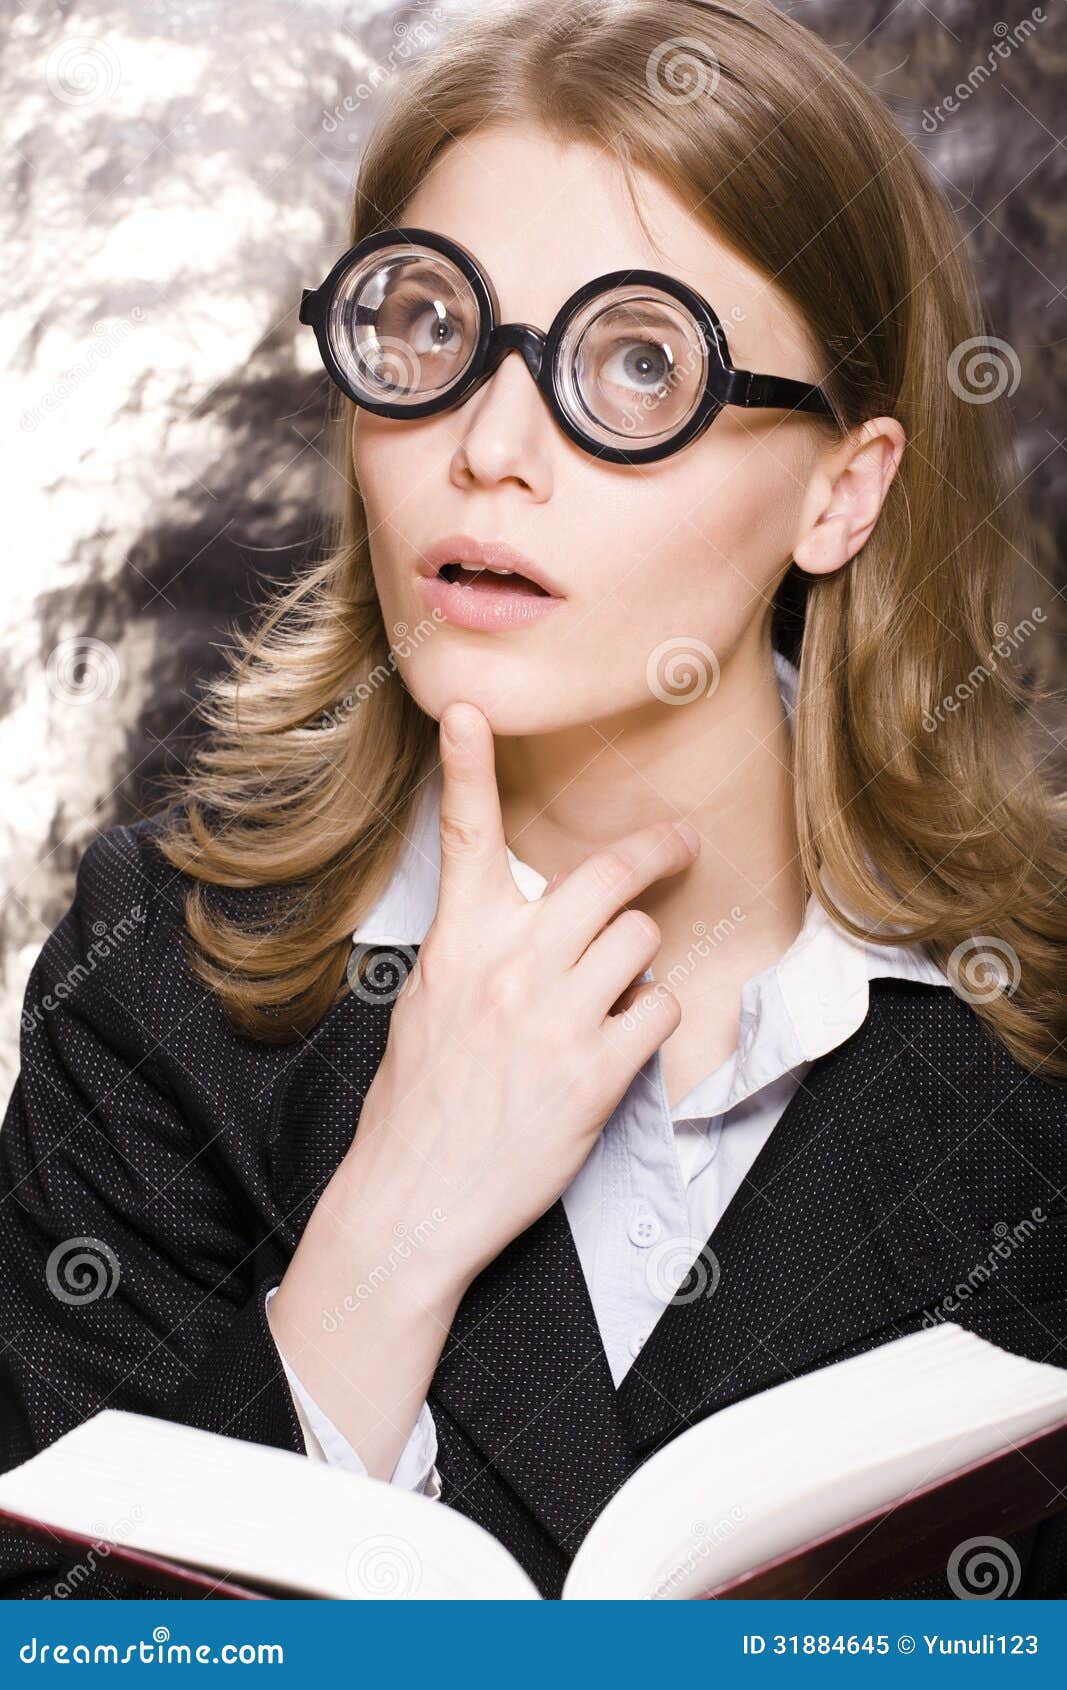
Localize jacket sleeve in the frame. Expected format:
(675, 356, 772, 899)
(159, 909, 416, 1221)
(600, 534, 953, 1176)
(0, 824, 304, 1596)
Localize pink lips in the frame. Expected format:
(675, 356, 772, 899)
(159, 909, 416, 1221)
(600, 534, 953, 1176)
(416, 534, 567, 632)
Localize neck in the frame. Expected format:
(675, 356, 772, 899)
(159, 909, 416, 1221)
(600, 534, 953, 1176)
(494, 639, 808, 1047)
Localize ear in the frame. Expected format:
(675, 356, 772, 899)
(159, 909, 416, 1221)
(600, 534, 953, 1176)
(791, 417, 905, 577)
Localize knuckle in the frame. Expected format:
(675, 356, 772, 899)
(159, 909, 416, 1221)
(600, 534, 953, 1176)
(622, 907, 660, 946)
(622, 987, 677, 1045)
(411, 940, 442, 993)
(589, 847, 633, 898)
(439, 814, 482, 862)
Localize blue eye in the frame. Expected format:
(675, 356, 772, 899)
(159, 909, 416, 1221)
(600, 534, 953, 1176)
(601, 337, 674, 393)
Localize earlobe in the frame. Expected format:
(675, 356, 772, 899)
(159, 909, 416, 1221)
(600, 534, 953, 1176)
(792, 510, 853, 577)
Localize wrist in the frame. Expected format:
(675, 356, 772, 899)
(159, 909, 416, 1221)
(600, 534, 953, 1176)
(303, 1150, 478, 1315)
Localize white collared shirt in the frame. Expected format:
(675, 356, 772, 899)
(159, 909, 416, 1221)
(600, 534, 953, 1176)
(268, 652, 950, 1491)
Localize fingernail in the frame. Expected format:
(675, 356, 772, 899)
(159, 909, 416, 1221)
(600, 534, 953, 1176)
(673, 820, 700, 854)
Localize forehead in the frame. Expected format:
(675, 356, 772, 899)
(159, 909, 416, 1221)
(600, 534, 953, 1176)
(399, 122, 813, 365)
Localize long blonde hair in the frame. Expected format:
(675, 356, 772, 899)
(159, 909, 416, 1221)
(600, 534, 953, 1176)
(155, 0, 1067, 1078)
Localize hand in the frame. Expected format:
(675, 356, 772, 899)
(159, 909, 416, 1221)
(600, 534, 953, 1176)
(342, 698, 700, 1294)
(267, 700, 699, 1478)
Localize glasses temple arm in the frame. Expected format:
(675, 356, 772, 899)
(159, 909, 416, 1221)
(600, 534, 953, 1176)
(717, 364, 835, 417)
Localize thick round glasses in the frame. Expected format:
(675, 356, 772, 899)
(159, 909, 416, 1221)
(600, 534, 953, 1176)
(299, 225, 834, 466)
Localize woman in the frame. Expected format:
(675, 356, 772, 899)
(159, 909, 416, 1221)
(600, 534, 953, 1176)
(2, 0, 1065, 1601)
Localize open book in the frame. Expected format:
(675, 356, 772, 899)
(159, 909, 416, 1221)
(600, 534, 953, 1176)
(2, 1323, 1066, 1599)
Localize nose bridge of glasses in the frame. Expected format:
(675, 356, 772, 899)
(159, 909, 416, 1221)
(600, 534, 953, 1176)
(484, 321, 546, 386)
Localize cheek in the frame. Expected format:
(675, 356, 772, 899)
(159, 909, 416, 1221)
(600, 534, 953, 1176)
(567, 444, 802, 685)
(597, 458, 776, 626)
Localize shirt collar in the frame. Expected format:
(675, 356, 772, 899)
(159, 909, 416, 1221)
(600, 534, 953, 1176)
(352, 652, 951, 1116)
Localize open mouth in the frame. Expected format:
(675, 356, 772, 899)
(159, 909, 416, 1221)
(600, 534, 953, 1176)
(437, 561, 552, 598)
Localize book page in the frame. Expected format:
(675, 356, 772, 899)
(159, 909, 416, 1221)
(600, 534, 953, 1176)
(563, 1323, 1067, 1598)
(0, 1411, 539, 1600)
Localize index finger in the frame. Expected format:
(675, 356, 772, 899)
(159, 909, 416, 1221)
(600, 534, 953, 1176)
(435, 701, 518, 925)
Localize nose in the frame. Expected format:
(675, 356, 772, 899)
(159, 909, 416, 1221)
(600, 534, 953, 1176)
(449, 326, 553, 494)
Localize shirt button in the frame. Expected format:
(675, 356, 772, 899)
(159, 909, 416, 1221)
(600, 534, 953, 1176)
(627, 1212, 662, 1247)
(629, 1326, 652, 1357)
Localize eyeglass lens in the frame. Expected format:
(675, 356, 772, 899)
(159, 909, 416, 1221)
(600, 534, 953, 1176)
(328, 241, 710, 447)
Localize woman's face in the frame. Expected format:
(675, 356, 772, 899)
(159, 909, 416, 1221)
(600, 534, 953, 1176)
(353, 123, 831, 735)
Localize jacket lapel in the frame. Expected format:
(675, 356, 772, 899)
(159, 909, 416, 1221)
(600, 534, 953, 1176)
(429, 1198, 636, 1555)
(614, 980, 982, 1450)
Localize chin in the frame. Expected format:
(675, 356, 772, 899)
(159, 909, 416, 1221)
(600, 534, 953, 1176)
(400, 658, 575, 739)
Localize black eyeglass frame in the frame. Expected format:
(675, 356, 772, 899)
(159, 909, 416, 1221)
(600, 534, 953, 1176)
(299, 225, 835, 466)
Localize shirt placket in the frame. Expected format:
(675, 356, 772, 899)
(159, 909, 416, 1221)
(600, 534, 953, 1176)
(597, 1049, 697, 1385)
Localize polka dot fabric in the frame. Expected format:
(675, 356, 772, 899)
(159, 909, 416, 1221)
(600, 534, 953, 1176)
(0, 814, 1064, 1600)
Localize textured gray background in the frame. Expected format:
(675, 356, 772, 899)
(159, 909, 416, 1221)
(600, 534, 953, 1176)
(2, 0, 1064, 1090)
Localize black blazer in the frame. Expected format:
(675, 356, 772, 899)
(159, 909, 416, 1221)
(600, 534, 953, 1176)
(1, 815, 1065, 1601)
